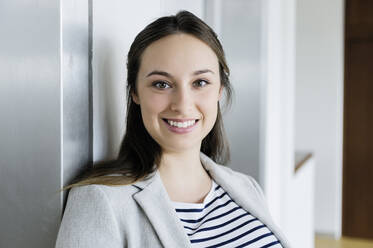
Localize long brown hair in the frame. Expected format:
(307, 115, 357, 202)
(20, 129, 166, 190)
(62, 10, 233, 191)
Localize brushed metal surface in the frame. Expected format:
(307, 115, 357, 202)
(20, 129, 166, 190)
(0, 0, 90, 247)
(0, 1, 61, 247)
(61, 0, 90, 195)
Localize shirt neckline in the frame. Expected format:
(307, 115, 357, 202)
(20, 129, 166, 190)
(172, 179, 217, 208)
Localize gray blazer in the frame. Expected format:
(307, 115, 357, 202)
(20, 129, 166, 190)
(55, 153, 291, 247)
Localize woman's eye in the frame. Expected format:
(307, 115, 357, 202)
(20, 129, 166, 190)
(193, 80, 209, 88)
(153, 81, 170, 89)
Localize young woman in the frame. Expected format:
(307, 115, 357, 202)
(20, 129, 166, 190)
(56, 11, 290, 248)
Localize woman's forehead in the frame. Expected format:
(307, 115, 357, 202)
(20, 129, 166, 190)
(138, 34, 219, 78)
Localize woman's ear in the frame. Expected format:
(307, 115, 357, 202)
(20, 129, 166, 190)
(131, 92, 140, 105)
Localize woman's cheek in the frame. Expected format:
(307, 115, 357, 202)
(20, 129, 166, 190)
(141, 93, 169, 120)
(199, 90, 220, 110)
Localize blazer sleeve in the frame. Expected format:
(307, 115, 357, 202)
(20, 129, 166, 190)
(55, 185, 123, 248)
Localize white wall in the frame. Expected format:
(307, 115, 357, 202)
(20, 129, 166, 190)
(295, 0, 344, 237)
(261, 0, 296, 237)
(287, 158, 315, 248)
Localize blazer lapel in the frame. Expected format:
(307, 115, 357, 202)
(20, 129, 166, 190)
(132, 170, 191, 248)
(200, 152, 291, 247)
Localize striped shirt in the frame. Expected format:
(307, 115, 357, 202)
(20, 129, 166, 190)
(172, 180, 283, 248)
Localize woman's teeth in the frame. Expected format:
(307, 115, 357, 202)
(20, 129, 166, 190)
(167, 119, 196, 128)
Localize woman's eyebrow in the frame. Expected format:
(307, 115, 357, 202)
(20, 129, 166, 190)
(193, 69, 215, 75)
(146, 69, 214, 78)
(146, 70, 173, 78)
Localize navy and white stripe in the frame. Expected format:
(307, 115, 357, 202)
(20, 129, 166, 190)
(172, 180, 283, 248)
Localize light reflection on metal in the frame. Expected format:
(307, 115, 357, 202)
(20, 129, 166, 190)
(0, 0, 90, 247)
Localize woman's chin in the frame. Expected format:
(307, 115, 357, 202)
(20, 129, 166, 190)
(160, 141, 201, 154)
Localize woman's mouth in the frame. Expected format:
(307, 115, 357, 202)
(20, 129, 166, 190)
(162, 118, 199, 133)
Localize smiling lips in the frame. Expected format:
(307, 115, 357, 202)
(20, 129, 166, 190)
(162, 118, 199, 133)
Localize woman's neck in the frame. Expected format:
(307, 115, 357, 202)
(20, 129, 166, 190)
(158, 149, 212, 202)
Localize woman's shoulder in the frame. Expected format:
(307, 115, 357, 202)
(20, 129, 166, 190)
(58, 184, 136, 247)
(67, 182, 140, 207)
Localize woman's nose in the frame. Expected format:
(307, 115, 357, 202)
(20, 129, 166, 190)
(170, 86, 193, 113)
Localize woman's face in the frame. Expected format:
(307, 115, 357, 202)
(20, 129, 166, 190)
(133, 33, 222, 154)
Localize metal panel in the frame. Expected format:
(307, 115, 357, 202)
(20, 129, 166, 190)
(61, 0, 91, 194)
(0, 0, 90, 247)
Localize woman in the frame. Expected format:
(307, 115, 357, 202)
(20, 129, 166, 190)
(56, 11, 290, 248)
